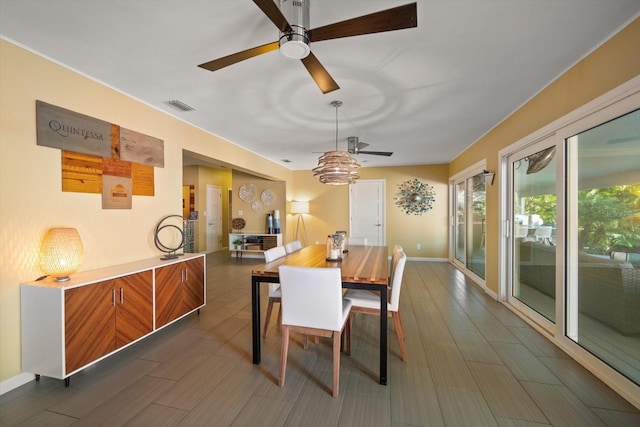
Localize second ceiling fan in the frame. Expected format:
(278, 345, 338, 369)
(198, 0, 417, 94)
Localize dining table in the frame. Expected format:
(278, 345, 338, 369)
(251, 244, 390, 385)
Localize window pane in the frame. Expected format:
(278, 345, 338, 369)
(467, 174, 486, 279)
(567, 108, 640, 385)
(513, 146, 557, 322)
(455, 182, 465, 263)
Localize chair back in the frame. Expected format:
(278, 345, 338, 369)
(390, 244, 403, 278)
(388, 252, 407, 312)
(285, 240, 302, 254)
(348, 236, 367, 246)
(278, 266, 345, 331)
(264, 245, 287, 263)
(535, 226, 552, 239)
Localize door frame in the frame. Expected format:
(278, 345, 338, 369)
(349, 179, 386, 246)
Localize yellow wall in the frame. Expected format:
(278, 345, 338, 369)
(289, 165, 449, 258)
(183, 165, 233, 252)
(231, 171, 286, 236)
(449, 18, 640, 293)
(0, 40, 293, 382)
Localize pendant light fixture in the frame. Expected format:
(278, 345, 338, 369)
(313, 100, 360, 185)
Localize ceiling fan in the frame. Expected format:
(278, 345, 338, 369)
(198, 0, 417, 94)
(347, 136, 393, 157)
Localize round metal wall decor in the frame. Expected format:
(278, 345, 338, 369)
(395, 179, 436, 215)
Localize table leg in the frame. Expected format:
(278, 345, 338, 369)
(380, 286, 388, 385)
(251, 276, 261, 364)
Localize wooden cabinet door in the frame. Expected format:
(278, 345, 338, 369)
(65, 281, 116, 374)
(183, 257, 205, 312)
(155, 262, 184, 328)
(115, 271, 153, 348)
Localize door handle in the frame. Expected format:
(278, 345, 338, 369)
(112, 289, 116, 306)
(374, 224, 382, 226)
(120, 288, 124, 304)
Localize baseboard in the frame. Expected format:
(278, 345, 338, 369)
(0, 372, 34, 395)
(406, 257, 448, 262)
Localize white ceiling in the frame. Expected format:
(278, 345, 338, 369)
(1, 1, 638, 171)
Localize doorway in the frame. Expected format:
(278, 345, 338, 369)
(206, 184, 222, 252)
(349, 179, 385, 246)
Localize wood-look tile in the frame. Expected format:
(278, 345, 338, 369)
(417, 320, 456, 346)
(136, 324, 212, 363)
(284, 369, 347, 427)
(72, 375, 174, 426)
(467, 362, 548, 423)
(147, 338, 222, 381)
(539, 356, 639, 412)
(16, 410, 77, 427)
(507, 326, 569, 359)
(229, 395, 293, 427)
(338, 392, 392, 427)
(521, 381, 606, 427)
(490, 342, 562, 385)
(472, 316, 520, 343)
(153, 353, 240, 410)
(451, 329, 503, 364)
(177, 362, 265, 427)
(123, 404, 187, 427)
(495, 416, 551, 426)
(425, 343, 480, 391)
(390, 363, 444, 426)
(0, 378, 70, 426)
(46, 358, 160, 418)
(435, 385, 498, 427)
(591, 407, 640, 427)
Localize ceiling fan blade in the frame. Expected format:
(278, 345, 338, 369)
(359, 151, 394, 157)
(356, 142, 370, 150)
(198, 41, 279, 72)
(308, 3, 417, 43)
(253, 0, 292, 33)
(300, 52, 340, 94)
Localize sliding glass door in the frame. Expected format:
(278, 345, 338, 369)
(508, 140, 558, 324)
(565, 108, 640, 385)
(452, 168, 486, 281)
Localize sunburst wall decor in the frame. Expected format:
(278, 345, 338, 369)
(395, 179, 436, 215)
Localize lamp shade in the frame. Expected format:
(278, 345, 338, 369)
(290, 201, 310, 215)
(39, 228, 84, 282)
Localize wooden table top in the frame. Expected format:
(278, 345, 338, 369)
(252, 244, 389, 286)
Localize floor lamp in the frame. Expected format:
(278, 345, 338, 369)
(290, 201, 309, 246)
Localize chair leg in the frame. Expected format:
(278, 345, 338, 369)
(279, 325, 290, 387)
(345, 316, 351, 356)
(263, 297, 275, 338)
(392, 311, 407, 362)
(332, 331, 341, 397)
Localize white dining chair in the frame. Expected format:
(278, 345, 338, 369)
(345, 250, 408, 361)
(263, 245, 287, 338)
(284, 240, 302, 254)
(347, 236, 368, 246)
(278, 265, 351, 397)
(389, 244, 403, 279)
(535, 226, 553, 245)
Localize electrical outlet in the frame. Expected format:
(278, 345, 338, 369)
(416, 243, 421, 250)
(237, 210, 243, 216)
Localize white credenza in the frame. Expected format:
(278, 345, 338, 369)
(20, 253, 206, 386)
(228, 233, 282, 258)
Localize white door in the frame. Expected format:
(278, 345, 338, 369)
(349, 180, 385, 246)
(206, 184, 222, 252)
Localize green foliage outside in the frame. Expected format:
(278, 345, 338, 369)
(525, 184, 640, 255)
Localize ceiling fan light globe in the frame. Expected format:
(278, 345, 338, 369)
(279, 34, 310, 59)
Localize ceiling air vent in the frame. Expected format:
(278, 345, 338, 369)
(165, 100, 195, 112)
